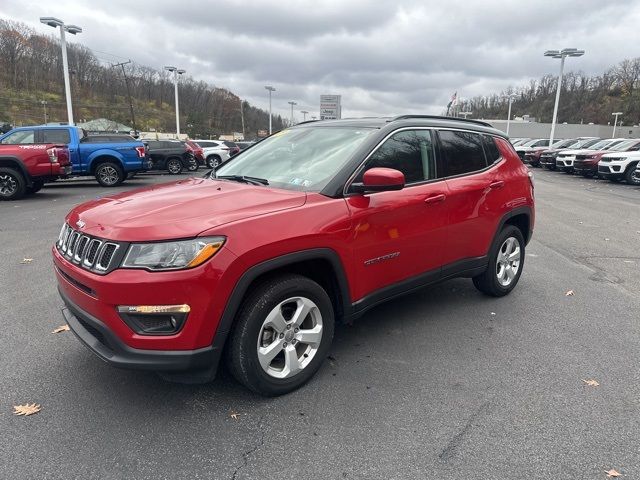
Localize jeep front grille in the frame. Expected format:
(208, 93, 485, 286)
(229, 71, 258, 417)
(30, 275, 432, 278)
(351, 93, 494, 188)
(56, 223, 122, 274)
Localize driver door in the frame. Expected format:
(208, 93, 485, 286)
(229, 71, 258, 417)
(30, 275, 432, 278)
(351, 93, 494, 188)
(344, 129, 449, 303)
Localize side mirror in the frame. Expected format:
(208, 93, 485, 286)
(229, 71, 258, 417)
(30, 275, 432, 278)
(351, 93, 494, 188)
(350, 167, 405, 193)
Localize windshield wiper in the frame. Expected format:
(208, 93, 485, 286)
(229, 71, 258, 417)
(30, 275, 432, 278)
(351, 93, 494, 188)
(216, 175, 269, 186)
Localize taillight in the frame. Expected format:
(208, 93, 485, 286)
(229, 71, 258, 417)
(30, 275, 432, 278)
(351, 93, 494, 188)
(135, 146, 146, 158)
(47, 147, 59, 163)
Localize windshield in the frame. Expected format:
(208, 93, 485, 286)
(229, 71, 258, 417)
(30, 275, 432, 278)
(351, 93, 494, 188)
(609, 140, 638, 151)
(588, 139, 617, 150)
(521, 139, 541, 147)
(214, 127, 376, 192)
(553, 138, 578, 148)
(574, 138, 601, 149)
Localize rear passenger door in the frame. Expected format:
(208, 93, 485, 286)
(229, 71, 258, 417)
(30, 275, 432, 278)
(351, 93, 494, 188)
(437, 130, 508, 267)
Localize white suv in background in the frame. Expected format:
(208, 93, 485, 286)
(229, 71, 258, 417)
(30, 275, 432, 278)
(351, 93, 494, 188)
(598, 149, 640, 185)
(192, 140, 232, 168)
(556, 138, 626, 172)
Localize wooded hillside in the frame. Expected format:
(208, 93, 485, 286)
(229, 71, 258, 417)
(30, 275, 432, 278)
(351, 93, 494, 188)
(462, 58, 640, 125)
(0, 19, 286, 138)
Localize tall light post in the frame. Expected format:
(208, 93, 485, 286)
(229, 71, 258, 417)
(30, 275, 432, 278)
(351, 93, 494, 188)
(288, 101, 297, 126)
(503, 93, 517, 135)
(41, 100, 48, 124)
(265, 86, 276, 134)
(164, 66, 185, 137)
(544, 47, 585, 146)
(611, 112, 623, 138)
(300, 110, 309, 122)
(40, 17, 82, 125)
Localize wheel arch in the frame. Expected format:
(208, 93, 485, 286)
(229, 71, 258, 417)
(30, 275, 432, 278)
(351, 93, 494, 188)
(493, 207, 533, 250)
(0, 156, 32, 186)
(89, 154, 123, 174)
(211, 248, 352, 354)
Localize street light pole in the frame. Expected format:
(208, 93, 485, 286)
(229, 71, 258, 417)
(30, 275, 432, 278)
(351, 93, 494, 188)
(288, 101, 297, 126)
(265, 86, 275, 134)
(503, 93, 517, 135)
(40, 17, 82, 125)
(164, 66, 185, 137)
(544, 47, 585, 146)
(612, 112, 623, 138)
(301, 110, 309, 121)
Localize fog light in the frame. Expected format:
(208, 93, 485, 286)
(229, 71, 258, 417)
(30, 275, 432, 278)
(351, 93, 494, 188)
(117, 305, 190, 335)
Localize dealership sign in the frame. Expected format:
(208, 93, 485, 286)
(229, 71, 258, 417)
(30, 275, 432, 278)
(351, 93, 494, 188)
(320, 94, 341, 120)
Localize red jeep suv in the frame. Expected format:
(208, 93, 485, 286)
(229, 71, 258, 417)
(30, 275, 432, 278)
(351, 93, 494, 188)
(53, 116, 534, 396)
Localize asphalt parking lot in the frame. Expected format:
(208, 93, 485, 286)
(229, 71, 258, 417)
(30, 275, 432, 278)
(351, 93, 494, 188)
(1, 169, 640, 479)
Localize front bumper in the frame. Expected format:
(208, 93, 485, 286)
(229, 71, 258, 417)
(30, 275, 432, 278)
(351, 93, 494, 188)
(60, 287, 219, 372)
(598, 163, 626, 177)
(556, 157, 575, 170)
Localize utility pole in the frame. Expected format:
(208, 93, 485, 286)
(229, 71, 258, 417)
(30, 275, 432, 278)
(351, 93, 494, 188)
(612, 112, 623, 138)
(265, 86, 276, 134)
(112, 60, 137, 135)
(301, 110, 309, 121)
(288, 101, 297, 126)
(41, 100, 48, 124)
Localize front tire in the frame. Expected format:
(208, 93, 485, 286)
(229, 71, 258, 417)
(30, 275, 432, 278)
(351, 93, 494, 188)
(206, 155, 221, 169)
(95, 162, 125, 187)
(0, 167, 26, 200)
(227, 274, 335, 396)
(473, 225, 525, 297)
(625, 164, 640, 185)
(186, 158, 199, 172)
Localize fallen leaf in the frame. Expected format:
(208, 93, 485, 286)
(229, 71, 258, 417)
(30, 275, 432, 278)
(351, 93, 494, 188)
(605, 238, 610, 241)
(51, 325, 70, 334)
(229, 411, 240, 420)
(490, 312, 496, 316)
(606, 468, 621, 477)
(565, 290, 575, 296)
(579, 221, 583, 224)
(20, 258, 33, 264)
(582, 379, 600, 387)
(13, 403, 41, 416)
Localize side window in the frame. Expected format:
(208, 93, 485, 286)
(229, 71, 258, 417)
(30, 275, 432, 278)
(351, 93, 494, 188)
(1, 130, 35, 144)
(482, 135, 501, 165)
(42, 129, 71, 144)
(356, 130, 436, 184)
(439, 130, 487, 177)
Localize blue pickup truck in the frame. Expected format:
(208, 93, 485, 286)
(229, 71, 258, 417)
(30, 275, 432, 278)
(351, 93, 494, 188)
(0, 125, 148, 186)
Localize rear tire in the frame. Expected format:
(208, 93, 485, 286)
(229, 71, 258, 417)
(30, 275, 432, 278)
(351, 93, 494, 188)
(95, 162, 125, 187)
(473, 225, 525, 297)
(0, 167, 26, 200)
(227, 274, 335, 396)
(166, 158, 183, 174)
(186, 159, 199, 172)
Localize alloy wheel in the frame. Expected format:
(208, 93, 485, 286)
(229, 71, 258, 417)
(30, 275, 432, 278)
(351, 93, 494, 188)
(257, 296, 323, 379)
(98, 166, 119, 186)
(0, 173, 18, 197)
(167, 160, 181, 174)
(496, 237, 521, 287)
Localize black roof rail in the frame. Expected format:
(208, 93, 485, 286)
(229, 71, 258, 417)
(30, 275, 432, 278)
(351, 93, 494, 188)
(388, 115, 493, 128)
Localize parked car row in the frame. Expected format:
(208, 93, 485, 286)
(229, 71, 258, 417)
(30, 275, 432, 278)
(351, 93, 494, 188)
(518, 136, 640, 185)
(0, 124, 248, 199)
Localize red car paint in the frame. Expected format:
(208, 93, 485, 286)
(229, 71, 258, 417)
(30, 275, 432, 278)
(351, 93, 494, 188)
(0, 143, 71, 179)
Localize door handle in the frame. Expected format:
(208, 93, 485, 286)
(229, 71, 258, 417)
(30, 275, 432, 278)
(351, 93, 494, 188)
(424, 193, 446, 204)
(489, 180, 505, 189)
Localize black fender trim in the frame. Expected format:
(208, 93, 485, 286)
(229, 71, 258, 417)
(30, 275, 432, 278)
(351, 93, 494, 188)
(0, 155, 33, 186)
(210, 248, 352, 354)
(494, 206, 533, 246)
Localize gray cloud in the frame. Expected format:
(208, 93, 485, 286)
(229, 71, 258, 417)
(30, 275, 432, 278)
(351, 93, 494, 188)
(1, 0, 639, 120)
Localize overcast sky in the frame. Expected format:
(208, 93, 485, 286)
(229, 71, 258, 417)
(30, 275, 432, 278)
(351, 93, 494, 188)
(2, 0, 639, 121)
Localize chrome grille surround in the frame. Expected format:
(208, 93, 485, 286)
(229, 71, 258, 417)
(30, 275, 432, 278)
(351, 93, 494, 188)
(55, 223, 122, 275)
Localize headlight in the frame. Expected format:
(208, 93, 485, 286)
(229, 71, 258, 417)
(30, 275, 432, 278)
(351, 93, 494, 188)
(122, 237, 225, 271)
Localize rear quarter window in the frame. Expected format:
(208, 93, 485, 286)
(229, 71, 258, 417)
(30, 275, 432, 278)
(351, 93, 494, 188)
(482, 135, 501, 164)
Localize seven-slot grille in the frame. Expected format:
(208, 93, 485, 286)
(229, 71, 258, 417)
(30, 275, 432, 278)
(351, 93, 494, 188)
(56, 223, 120, 273)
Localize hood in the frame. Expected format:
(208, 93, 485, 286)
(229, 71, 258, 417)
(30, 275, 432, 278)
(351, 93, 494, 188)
(67, 177, 307, 241)
(557, 148, 596, 156)
(601, 151, 640, 159)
